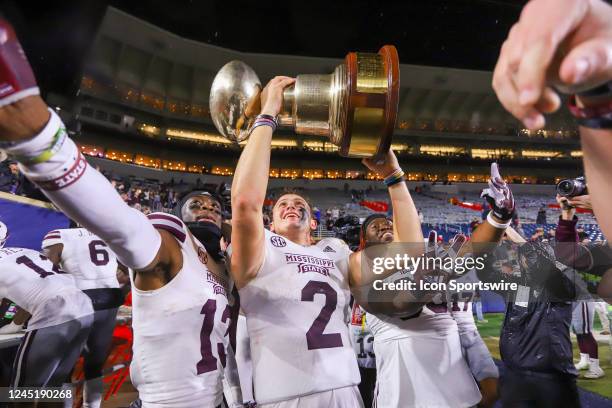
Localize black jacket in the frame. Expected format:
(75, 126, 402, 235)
(478, 242, 577, 377)
(500, 297, 575, 376)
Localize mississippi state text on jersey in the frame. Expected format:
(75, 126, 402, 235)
(129, 213, 232, 408)
(238, 230, 360, 404)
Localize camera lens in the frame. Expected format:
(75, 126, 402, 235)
(557, 180, 574, 197)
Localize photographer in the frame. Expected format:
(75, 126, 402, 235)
(475, 178, 580, 408)
(554, 187, 612, 302)
(555, 193, 609, 379)
(478, 237, 579, 407)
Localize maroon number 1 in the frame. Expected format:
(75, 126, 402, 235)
(301, 281, 343, 350)
(16, 255, 54, 278)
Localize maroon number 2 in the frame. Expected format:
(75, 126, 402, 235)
(301, 281, 343, 350)
(196, 299, 231, 374)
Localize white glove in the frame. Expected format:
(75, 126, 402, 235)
(0, 321, 24, 334)
(480, 163, 515, 221)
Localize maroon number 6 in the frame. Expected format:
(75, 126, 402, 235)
(88, 240, 110, 266)
(301, 281, 343, 350)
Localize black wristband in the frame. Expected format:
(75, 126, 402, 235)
(577, 116, 612, 129)
(578, 81, 612, 98)
(386, 176, 405, 187)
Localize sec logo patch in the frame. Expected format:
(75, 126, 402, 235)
(270, 236, 287, 247)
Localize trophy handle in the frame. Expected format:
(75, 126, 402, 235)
(339, 45, 400, 159)
(277, 85, 296, 127)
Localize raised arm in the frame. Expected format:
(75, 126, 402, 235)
(0, 19, 178, 278)
(491, 0, 612, 242)
(230, 76, 295, 289)
(348, 151, 424, 289)
(363, 151, 423, 244)
(469, 163, 515, 255)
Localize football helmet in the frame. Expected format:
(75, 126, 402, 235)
(0, 221, 8, 248)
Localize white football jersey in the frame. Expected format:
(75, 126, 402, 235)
(349, 303, 376, 369)
(238, 230, 359, 404)
(449, 269, 479, 332)
(129, 213, 233, 408)
(451, 300, 476, 331)
(449, 270, 499, 382)
(0, 247, 93, 330)
(367, 269, 481, 407)
(42, 228, 119, 290)
(235, 314, 254, 404)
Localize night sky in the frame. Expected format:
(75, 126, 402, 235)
(1, 0, 528, 97)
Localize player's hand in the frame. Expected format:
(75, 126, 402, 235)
(0, 19, 39, 108)
(478, 377, 499, 408)
(492, 0, 612, 129)
(413, 231, 469, 287)
(0, 321, 23, 334)
(567, 194, 593, 210)
(260, 76, 295, 117)
(0, 19, 48, 142)
(480, 163, 515, 222)
(362, 149, 401, 179)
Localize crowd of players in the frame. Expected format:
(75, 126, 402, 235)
(2, 0, 612, 407)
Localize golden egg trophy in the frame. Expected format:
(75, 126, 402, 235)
(209, 45, 399, 158)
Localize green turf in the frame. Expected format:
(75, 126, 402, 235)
(478, 313, 612, 399)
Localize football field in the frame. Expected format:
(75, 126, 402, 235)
(478, 313, 612, 400)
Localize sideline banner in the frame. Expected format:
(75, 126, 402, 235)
(0, 192, 69, 250)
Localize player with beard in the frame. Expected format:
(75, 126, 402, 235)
(0, 20, 238, 408)
(230, 76, 425, 407)
(362, 163, 513, 408)
(348, 214, 393, 408)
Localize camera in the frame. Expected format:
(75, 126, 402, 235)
(332, 215, 361, 250)
(556, 176, 588, 198)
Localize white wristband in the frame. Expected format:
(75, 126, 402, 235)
(487, 212, 511, 229)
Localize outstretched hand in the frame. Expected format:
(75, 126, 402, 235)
(481, 163, 515, 222)
(492, 0, 612, 129)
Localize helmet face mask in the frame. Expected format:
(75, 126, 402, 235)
(0, 222, 8, 249)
